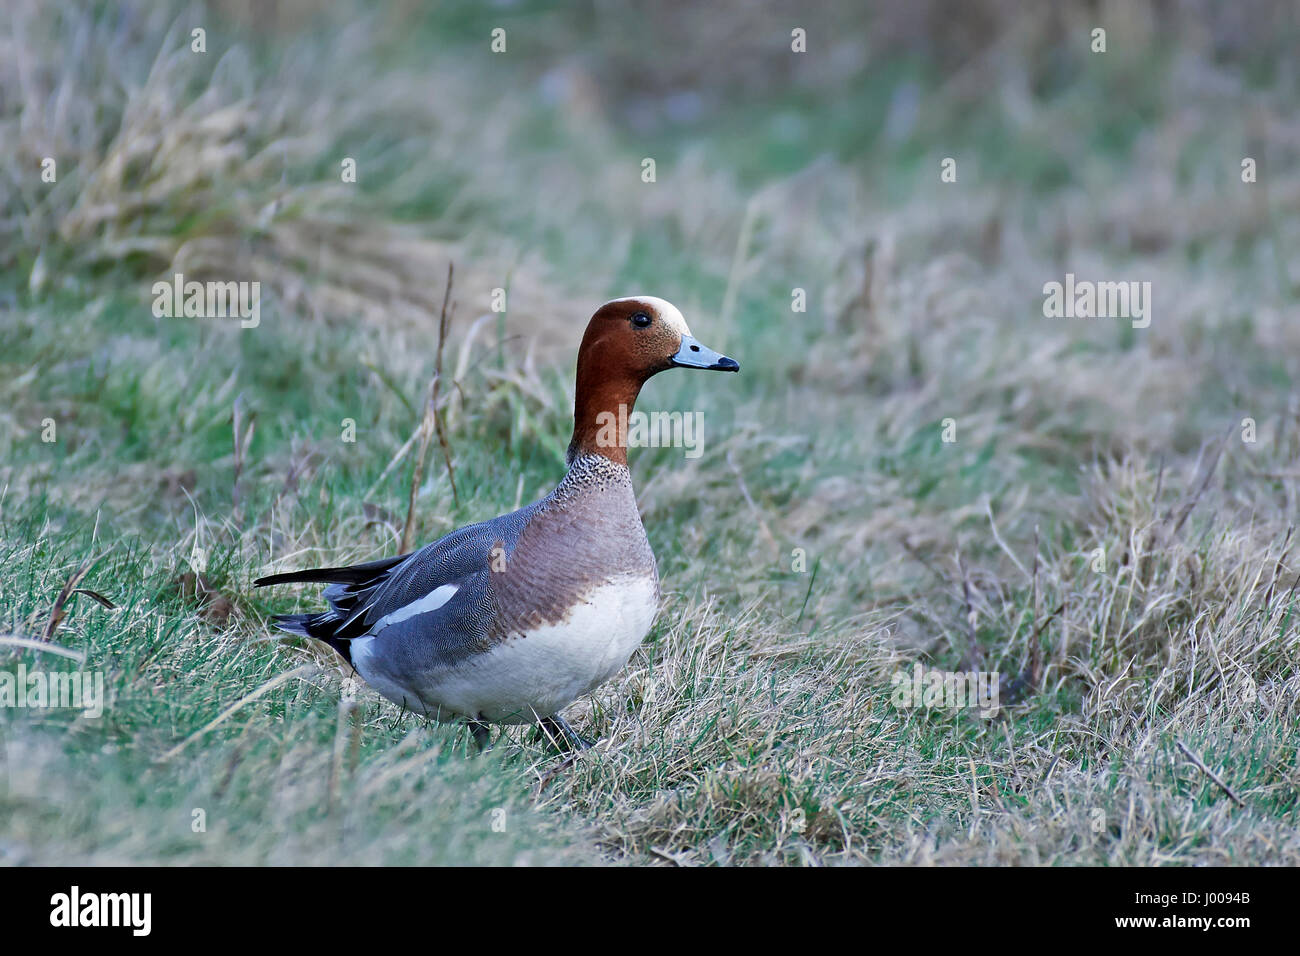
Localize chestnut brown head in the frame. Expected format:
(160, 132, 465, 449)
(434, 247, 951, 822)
(576, 296, 738, 381)
(568, 296, 738, 464)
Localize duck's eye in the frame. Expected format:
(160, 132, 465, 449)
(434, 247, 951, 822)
(631, 312, 652, 329)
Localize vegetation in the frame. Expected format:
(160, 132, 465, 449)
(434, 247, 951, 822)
(2, 0, 1298, 864)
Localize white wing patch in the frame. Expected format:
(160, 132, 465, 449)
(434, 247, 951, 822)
(375, 583, 459, 628)
(349, 583, 460, 703)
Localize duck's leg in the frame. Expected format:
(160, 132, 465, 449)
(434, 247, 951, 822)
(467, 715, 492, 752)
(535, 714, 593, 752)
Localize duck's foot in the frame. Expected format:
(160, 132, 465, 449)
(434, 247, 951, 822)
(533, 714, 593, 753)
(467, 716, 493, 753)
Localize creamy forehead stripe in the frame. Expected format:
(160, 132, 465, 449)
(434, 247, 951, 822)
(606, 295, 692, 336)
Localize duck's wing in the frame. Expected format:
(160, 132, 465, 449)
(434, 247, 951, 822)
(255, 507, 534, 668)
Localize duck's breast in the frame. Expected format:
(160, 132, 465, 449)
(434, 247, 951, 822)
(426, 570, 659, 722)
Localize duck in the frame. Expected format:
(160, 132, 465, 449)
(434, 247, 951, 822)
(255, 296, 739, 751)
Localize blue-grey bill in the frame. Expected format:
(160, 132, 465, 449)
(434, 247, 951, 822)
(671, 334, 739, 371)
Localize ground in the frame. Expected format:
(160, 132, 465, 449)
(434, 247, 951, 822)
(1, 1, 1298, 864)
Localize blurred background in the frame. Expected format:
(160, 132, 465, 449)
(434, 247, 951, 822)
(1, 1, 1298, 865)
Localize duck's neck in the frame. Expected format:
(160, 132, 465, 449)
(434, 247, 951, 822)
(566, 372, 644, 467)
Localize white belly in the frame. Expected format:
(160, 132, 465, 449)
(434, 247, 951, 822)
(353, 575, 659, 723)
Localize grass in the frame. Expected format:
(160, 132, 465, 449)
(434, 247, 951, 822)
(2, 0, 1300, 864)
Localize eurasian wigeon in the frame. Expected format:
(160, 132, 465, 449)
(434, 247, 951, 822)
(255, 296, 738, 750)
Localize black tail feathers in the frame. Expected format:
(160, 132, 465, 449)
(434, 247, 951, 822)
(268, 612, 317, 637)
(257, 554, 408, 669)
(270, 612, 354, 667)
(253, 553, 408, 589)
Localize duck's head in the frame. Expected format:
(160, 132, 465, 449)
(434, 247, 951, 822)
(577, 295, 739, 381)
(569, 296, 739, 464)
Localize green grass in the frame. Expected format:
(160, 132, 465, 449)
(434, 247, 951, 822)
(3, 0, 1300, 864)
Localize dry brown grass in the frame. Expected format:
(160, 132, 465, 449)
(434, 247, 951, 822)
(3, 0, 1299, 865)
